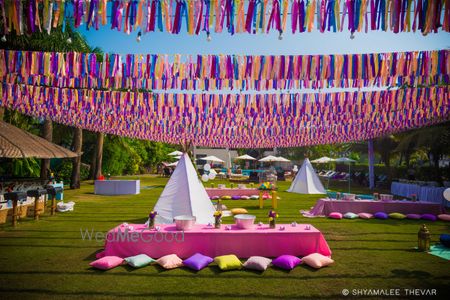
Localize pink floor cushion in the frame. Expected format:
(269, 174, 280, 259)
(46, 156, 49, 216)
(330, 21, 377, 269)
(90, 256, 124, 270)
(302, 253, 334, 269)
(358, 213, 373, 219)
(182, 253, 213, 271)
(243, 256, 272, 271)
(262, 194, 271, 199)
(328, 212, 343, 219)
(210, 196, 220, 200)
(343, 212, 358, 219)
(240, 196, 250, 200)
(231, 195, 241, 200)
(406, 214, 421, 220)
(156, 254, 184, 269)
(438, 214, 450, 222)
(272, 255, 302, 270)
(421, 214, 437, 221)
(374, 212, 388, 219)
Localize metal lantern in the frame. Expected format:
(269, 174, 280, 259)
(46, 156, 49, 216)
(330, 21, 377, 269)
(418, 224, 431, 252)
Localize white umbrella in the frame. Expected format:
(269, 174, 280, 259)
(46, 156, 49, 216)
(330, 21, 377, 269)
(168, 150, 183, 156)
(311, 156, 335, 163)
(200, 155, 225, 163)
(334, 157, 357, 192)
(276, 156, 291, 162)
(311, 156, 335, 189)
(258, 155, 280, 162)
(235, 154, 256, 160)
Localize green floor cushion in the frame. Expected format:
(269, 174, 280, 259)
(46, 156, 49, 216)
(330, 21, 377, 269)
(389, 212, 406, 219)
(214, 254, 242, 271)
(124, 254, 155, 268)
(343, 212, 358, 219)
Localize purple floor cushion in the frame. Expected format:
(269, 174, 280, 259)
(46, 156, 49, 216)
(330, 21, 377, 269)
(328, 212, 343, 219)
(272, 255, 301, 270)
(421, 214, 437, 221)
(231, 195, 241, 200)
(406, 214, 421, 220)
(183, 253, 213, 271)
(374, 212, 388, 219)
(440, 234, 450, 248)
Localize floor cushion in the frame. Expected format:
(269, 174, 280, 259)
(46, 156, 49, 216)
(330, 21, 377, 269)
(210, 196, 220, 200)
(214, 255, 242, 271)
(221, 196, 232, 200)
(328, 212, 343, 219)
(389, 212, 406, 219)
(374, 212, 388, 219)
(240, 196, 250, 200)
(230, 208, 248, 215)
(124, 254, 155, 268)
(156, 254, 183, 269)
(421, 214, 437, 221)
(250, 195, 259, 200)
(243, 256, 272, 271)
(302, 253, 334, 269)
(90, 256, 124, 270)
(406, 214, 421, 220)
(231, 195, 241, 200)
(358, 212, 373, 219)
(440, 234, 450, 248)
(438, 214, 450, 222)
(343, 212, 358, 219)
(183, 253, 213, 271)
(271, 255, 301, 270)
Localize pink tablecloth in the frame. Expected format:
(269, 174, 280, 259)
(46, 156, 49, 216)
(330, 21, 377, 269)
(310, 198, 444, 216)
(101, 223, 331, 259)
(205, 188, 259, 198)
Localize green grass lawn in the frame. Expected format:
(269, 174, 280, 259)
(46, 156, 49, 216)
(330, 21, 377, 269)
(0, 176, 449, 299)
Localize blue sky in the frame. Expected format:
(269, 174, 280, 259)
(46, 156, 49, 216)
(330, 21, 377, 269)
(79, 26, 449, 56)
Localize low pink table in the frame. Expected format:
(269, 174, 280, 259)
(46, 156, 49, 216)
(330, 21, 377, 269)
(310, 198, 444, 216)
(100, 223, 331, 259)
(205, 188, 258, 198)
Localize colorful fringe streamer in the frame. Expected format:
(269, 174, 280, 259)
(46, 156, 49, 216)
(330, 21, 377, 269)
(1, 82, 448, 148)
(1, 49, 448, 91)
(0, 0, 448, 36)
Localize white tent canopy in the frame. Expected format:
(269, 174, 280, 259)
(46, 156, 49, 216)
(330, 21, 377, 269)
(154, 153, 215, 224)
(168, 150, 183, 156)
(276, 156, 291, 162)
(311, 156, 334, 163)
(258, 155, 280, 162)
(287, 158, 326, 194)
(235, 154, 256, 160)
(167, 161, 178, 167)
(200, 155, 225, 163)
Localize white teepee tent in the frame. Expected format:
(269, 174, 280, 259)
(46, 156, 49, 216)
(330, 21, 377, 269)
(287, 158, 326, 194)
(154, 153, 215, 224)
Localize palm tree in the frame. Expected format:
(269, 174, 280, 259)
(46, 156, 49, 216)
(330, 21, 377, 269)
(4, 23, 103, 187)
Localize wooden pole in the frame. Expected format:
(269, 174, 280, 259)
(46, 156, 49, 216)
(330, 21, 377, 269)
(33, 197, 40, 220)
(12, 199, 18, 227)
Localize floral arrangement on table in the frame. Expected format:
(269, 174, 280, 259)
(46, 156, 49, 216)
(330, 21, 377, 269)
(213, 211, 222, 229)
(268, 210, 279, 228)
(258, 182, 276, 190)
(148, 211, 157, 229)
